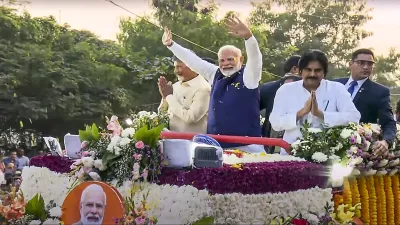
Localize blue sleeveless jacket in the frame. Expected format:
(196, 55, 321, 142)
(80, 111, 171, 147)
(207, 67, 261, 148)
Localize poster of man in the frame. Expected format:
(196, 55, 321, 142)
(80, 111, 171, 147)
(62, 181, 124, 225)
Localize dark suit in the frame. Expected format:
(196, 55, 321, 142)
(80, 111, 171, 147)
(260, 75, 301, 137)
(335, 78, 396, 145)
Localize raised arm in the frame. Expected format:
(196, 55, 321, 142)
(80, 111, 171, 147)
(225, 16, 262, 89)
(162, 28, 218, 82)
(242, 36, 262, 89)
(323, 84, 361, 126)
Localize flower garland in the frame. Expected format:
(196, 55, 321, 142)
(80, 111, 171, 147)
(358, 176, 369, 223)
(374, 175, 386, 225)
(384, 175, 395, 225)
(30, 155, 74, 174)
(393, 175, 400, 225)
(223, 150, 305, 165)
(366, 176, 377, 224)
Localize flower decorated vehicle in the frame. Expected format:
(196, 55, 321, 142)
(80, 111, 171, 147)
(3, 111, 399, 224)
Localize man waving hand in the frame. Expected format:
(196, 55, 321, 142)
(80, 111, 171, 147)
(162, 16, 264, 153)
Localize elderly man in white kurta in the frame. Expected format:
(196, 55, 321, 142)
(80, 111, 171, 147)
(158, 55, 211, 133)
(270, 50, 361, 155)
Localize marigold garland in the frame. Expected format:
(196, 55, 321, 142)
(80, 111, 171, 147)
(384, 175, 395, 225)
(366, 176, 377, 225)
(358, 176, 369, 224)
(392, 175, 400, 225)
(349, 177, 361, 218)
(333, 193, 343, 211)
(343, 178, 352, 206)
(374, 175, 386, 225)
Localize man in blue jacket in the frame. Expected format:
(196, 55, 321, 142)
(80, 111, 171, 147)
(335, 48, 396, 156)
(161, 16, 264, 153)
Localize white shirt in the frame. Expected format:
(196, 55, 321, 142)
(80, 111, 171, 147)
(269, 79, 361, 155)
(168, 36, 262, 89)
(344, 76, 368, 100)
(158, 75, 211, 133)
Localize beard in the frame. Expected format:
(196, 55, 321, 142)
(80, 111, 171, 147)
(81, 210, 103, 225)
(220, 65, 240, 76)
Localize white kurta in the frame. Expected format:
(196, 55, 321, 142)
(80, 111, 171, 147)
(269, 79, 361, 155)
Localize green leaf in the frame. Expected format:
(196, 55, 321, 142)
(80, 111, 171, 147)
(192, 216, 215, 225)
(25, 193, 47, 221)
(134, 124, 165, 148)
(91, 123, 100, 141)
(79, 129, 92, 142)
(102, 151, 120, 165)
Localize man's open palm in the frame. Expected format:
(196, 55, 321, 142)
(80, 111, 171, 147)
(225, 16, 252, 39)
(162, 27, 173, 47)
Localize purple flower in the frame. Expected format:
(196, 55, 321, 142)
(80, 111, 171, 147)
(158, 161, 329, 195)
(30, 155, 74, 173)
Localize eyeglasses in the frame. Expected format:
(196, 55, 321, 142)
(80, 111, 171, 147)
(353, 60, 374, 67)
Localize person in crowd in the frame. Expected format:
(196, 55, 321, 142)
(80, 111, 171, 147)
(260, 55, 302, 138)
(15, 146, 29, 170)
(158, 55, 211, 133)
(335, 49, 396, 156)
(0, 151, 5, 185)
(3, 150, 19, 169)
(37, 150, 45, 156)
(270, 50, 361, 155)
(162, 15, 264, 153)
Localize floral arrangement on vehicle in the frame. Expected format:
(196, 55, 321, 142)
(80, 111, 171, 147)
(128, 111, 170, 131)
(291, 122, 365, 166)
(0, 187, 62, 225)
(292, 122, 400, 176)
(69, 111, 168, 186)
(353, 123, 400, 176)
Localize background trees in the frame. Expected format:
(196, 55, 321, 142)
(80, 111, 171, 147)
(1, 0, 399, 150)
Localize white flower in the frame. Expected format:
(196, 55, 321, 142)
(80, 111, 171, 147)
(138, 111, 150, 117)
(122, 128, 136, 138)
(43, 218, 61, 225)
(29, 220, 42, 225)
(349, 146, 358, 154)
(377, 159, 389, 167)
(94, 159, 106, 171)
(329, 154, 340, 162)
(311, 152, 328, 163)
(150, 112, 158, 119)
(89, 172, 101, 181)
(119, 137, 131, 146)
(291, 140, 301, 150)
(355, 133, 362, 144)
(340, 129, 354, 139)
(81, 157, 94, 168)
(49, 206, 62, 217)
(308, 128, 322, 133)
(370, 123, 381, 133)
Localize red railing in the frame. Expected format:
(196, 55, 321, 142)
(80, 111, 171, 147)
(160, 131, 291, 154)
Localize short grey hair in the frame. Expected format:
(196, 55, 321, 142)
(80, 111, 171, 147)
(218, 45, 242, 58)
(80, 184, 107, 205)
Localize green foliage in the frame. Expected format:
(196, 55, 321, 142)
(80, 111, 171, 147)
(25, 193, 47, 221)
(78, 123, 100, 142)
(192, 216, 215, 225)
(134, 124, 165, 149)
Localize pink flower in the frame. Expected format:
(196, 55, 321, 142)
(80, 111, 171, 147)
(81, 141, 88, 149)
(133, 153, 142, 161)
(107, 115, 122, 137)
(82, 151, 89, 157)
(135, 141, 145, 149)
(83, 167, 93, 173)
(148, 219, 154, 225)
(141, 169, 148, 180)
(135, 217, 145, 225)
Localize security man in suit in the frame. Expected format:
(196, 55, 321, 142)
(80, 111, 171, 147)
(335, 48, 396, 156)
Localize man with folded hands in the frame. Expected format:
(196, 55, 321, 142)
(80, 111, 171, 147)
(269, 50, 361, 155)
